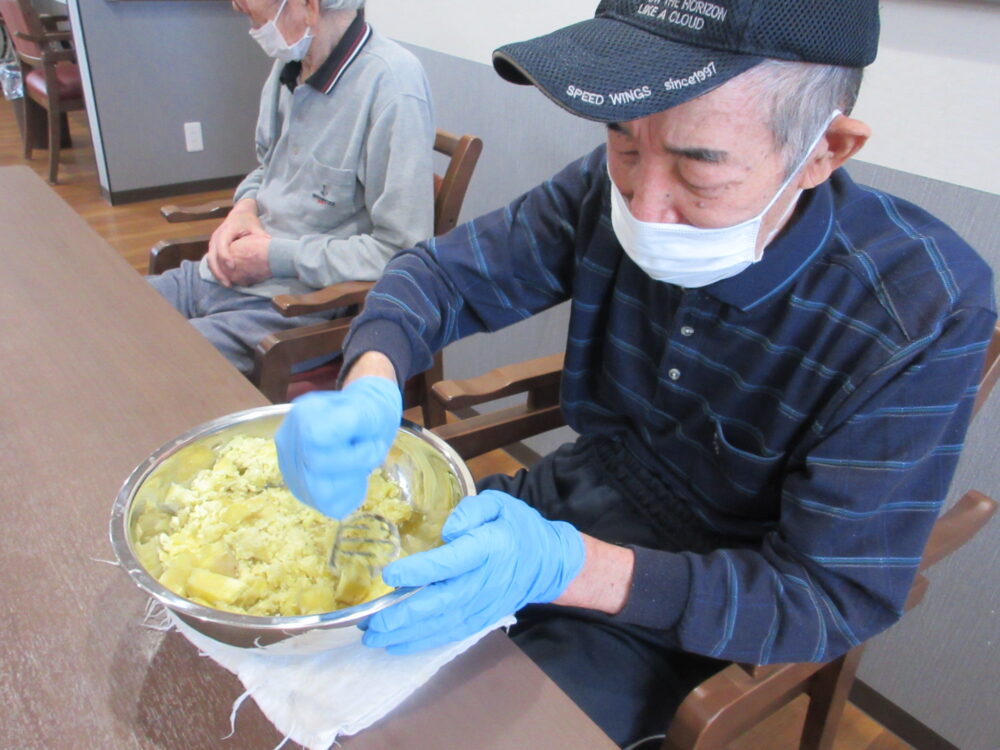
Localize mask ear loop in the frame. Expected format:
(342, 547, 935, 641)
(278, 0, 315, 58)
(759, 110, 842, 219)
(272, 0, 290, 25)
(249, 0, 289, 38)
(755, 109, 842, 256)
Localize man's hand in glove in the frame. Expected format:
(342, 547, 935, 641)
(275, 375, 402, 519)
(361, 490, 586, 653)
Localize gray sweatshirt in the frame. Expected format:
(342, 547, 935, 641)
(200, 23, 435, 298)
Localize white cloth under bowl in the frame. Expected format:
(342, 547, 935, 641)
(168, 611, 516, 750)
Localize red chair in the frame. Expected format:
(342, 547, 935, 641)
(0, 0, 83, 183)
(149, 129, 484, 426)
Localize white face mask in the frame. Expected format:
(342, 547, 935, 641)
(249, 0, 314, 62)
(609, 111, 840, 288)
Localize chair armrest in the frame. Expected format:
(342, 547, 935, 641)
(883, 489, 993, 646)
(431, 402, 566, 461)
(160, 200, 234, 223)
(147, 235, 211, 275)
(918, 489, 997, 572)
(15, 29, 73, 49)
(12, 30, 45, 43)
(42, 30, 73, 43)
(271, 280, 373, 317)
(973, 322, 1000, 418)
(662, 660, 828, 750)
(252, 318, 353, 402)
(38, 13, 70, 29)
(431, 353, 565, 410)
(429, 354, 566, 460)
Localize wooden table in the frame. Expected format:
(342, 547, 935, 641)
(0, 166, 617, 750)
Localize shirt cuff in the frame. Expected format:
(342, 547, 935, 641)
(233, 185, 258, 204)
(613, 546, 691, 630)
(267, 237, 299, 278)
(340, 318, 414, 391)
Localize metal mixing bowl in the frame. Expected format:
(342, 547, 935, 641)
(110, 404, 474, 648)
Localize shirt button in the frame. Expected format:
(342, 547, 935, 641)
(680, 326, 694, 337)
(668, 368, 681, 381)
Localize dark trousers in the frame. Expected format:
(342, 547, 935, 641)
(478, 435, 726, 747)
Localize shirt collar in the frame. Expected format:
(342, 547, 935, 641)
(279, 10, 371, 95)
(702, 176, 836, 311)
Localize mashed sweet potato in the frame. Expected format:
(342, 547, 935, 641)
(131, 434, 445, 616)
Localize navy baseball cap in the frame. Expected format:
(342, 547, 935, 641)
(492, 0, 880, 123)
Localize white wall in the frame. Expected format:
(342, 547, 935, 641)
(369, 0, 1000, 196)
(68, 0, 271, 200)
(368, 1, 594, 67)
(857, 0, 1000, 195)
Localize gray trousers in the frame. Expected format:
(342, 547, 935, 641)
(479, 435, 727, 748)
(147, 261, 343, 375)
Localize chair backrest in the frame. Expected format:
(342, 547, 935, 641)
(0, 0, 44, 61)
(432, 129, 483, 236)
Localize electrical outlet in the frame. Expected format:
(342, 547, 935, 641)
(184, 121, 204, 153)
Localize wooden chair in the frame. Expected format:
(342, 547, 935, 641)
(149, 129, 483, 425)
(0, 0, 82, 183)
(428, 322, 1000, 750)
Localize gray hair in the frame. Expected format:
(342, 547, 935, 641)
(320, 0, 363, 9)
(738, 60, 864, 176)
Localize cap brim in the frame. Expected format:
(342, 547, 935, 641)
(493, 17, 764, 123)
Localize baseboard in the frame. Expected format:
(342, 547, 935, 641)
(101, 174, 244, 206)
(850, 680, 959, 750)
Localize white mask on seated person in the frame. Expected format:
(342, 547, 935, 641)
(250, 0, 314, 62)
(609, 111, 840, 288)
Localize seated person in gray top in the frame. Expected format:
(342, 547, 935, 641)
(148, 0, 435, 375)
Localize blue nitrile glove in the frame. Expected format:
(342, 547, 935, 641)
(361, 489, 585, 654)
(274, 376, 402, 519)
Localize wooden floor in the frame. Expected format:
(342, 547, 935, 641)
(0, 95, 915, 750)
(0, 97, 231, 273)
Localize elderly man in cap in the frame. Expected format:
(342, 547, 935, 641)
(149, 0, 434, 375)
(275, 1, 996, 746)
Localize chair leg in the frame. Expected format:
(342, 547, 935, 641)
(23, 98, 43, 159)
(799, 645, 865, 750)
(47, 100, 62, 183)
(59, 112, 72, 148)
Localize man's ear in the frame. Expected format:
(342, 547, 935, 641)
(304, 0, 321, 26)
(798, 115, 871, 190)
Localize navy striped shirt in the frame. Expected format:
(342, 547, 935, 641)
(344, 145, 996, 664)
